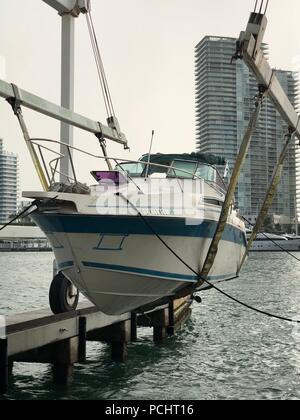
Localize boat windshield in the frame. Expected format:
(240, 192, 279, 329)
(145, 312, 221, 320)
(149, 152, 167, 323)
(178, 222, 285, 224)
(116, 162, 145, 177)
(196, 164, 216, 182)
(116, 159, 218, 183)
(167, 160, 197, 179)
(168, 160, 217, 182)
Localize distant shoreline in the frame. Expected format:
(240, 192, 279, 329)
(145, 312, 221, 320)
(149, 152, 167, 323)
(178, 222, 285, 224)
(0, 249, 52, 253)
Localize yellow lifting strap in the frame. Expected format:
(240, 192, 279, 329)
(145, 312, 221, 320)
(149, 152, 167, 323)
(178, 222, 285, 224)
(97, 135, 113, 171)
(15, 109, 50, 192)
(7, 85, 49, 192)
(198, 88, 267, 284)
(237, 129, 294, 273)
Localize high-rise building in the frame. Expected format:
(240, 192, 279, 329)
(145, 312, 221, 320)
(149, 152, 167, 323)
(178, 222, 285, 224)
(195, 36, 298, 228)
(0, 139, 18, 224)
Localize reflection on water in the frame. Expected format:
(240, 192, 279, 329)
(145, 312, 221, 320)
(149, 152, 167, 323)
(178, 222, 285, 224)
(1, 252, 300, 400)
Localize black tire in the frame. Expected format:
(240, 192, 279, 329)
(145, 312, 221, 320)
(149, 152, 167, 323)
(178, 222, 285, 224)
(49, 272, 79, 314)
(193, 295, 202, 304)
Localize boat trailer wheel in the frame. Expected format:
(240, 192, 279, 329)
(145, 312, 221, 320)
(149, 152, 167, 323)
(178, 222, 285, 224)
(49, 272, 79, 314)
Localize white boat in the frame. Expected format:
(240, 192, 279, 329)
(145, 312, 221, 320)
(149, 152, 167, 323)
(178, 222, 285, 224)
(2, 2, 299, 317)
(248, 231, 300, 252)
(24, 151, 247, 315)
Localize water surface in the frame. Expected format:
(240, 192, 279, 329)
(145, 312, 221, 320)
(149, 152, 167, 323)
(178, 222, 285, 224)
(1, 252, 300, 400)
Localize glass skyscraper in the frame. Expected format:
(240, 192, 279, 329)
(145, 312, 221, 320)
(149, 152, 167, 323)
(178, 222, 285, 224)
(0, 139, 18, 224)
(195, 36, 298, 228)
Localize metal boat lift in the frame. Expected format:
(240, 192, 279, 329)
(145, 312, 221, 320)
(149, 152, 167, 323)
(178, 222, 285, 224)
(0, 1, 299, 290)
(0, 0, 128, 189)
(0, 81, 128, 145)
(199, 1, 300, 283)
(0, 0, 129, 314)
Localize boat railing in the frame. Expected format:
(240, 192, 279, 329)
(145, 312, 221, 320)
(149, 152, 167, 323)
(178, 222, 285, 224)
(29, 138, 227, 194)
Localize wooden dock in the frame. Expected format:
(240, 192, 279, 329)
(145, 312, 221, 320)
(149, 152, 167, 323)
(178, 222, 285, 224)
(0, 297, 192, 395)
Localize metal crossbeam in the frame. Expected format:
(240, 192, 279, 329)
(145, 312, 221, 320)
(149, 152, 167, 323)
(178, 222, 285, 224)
(0, 79, 127, 146)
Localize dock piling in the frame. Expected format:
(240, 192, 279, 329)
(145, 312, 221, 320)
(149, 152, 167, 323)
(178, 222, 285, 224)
(52, 337, 79, 386)
(87, 319, 131, 362)
(152, 308, 169, 343)
(111, 341, 128, 362)
(0, 339, 8, 395)
(167, 300, 175, 337)
(78, 316, 87, 363)
(137, 297, 192, 343)
(130, 312, 138, 342)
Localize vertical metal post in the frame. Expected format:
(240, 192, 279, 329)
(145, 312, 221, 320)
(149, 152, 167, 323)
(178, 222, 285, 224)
(60, 13, 75, 183)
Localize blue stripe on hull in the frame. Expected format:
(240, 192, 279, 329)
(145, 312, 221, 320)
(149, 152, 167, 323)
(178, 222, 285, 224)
(58, 260, 237, 283)
(32, 213, 246, 246)
(82, 261, 198, 282)
(58, 261, 74, 270)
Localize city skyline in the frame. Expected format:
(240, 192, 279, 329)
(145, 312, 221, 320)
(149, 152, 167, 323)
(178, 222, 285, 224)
(0, 138, 18, 224)
(195, 36, 298, 227)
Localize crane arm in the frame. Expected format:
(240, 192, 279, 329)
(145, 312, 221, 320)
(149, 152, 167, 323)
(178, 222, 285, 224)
(0, 79, 128, 146)
(199, 8, 300, 282)
(42, 0, 90, 16)
(234, 12, 300, 140)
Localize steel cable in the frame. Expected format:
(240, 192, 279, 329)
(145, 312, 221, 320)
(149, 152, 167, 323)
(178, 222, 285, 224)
(119, 193, 300, 325)
(85, 10, 116, 119)
(0, 202, 38, 233)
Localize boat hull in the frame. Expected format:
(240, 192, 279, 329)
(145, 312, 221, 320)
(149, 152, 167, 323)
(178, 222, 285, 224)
(32, 213, 247, 315)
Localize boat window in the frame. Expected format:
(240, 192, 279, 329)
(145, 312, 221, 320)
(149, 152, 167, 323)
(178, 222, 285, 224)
(168, 160, 197, 179)
(196, 164, 216, 182)
(116, 162, 144, 177)
(91, 171, 128, 185)
(204, 198, 222, 206)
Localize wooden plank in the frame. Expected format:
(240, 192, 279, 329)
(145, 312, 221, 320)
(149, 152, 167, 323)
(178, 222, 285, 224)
(7, 318, 78, 357)
(6, 302, 96, 333)
(85, 311, 131, 332)
(6, 301, 132, 357)
(173, 296, 192, 311)
(5, 298, 192, 358)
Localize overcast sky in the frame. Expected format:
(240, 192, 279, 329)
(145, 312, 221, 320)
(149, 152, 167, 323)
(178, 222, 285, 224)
(1, 0, 300, 193)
